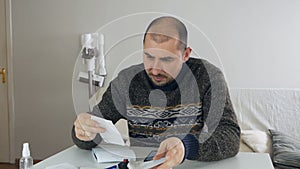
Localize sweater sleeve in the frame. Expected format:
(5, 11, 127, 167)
(72, 79, 126, 149)
(182, 69, 240, 161)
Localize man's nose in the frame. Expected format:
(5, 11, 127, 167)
(151, 60, 162, 75)
(151, 68, 161, 75)
(152, 59, 162, 69)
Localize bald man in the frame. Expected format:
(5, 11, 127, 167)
(72, 16, 240, 169)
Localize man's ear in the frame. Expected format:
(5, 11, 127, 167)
(183, 47, 192, 62)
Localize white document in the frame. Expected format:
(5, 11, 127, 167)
(92, 145, 136, 163)
(91, 115, 125, 146)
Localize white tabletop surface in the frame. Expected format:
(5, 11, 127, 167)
(33, 145, 274, 169)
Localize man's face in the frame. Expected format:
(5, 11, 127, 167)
(143, 35, 190, 86)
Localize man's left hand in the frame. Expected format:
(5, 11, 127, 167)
(152, 137, 185, 169)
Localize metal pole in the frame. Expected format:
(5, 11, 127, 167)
(88, 70, 93, 99)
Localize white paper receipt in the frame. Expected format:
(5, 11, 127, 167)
(91, 115, 125, 146)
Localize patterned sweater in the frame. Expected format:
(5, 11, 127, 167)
(72, 58, 240, 161)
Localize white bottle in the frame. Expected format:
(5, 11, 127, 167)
(19, 143, 33, 169)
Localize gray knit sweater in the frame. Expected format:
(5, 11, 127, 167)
(72, 58, 240, 161)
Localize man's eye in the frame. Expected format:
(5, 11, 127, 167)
(160, 58, 173, 62)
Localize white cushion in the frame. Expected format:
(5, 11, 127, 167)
(241, 130, 272, 154)
(239, 139, 254, 152)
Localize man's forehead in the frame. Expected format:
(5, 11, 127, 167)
(144, 36, 181, 53)
(145, 33, 179, 45)
(144, 49, 178, 58)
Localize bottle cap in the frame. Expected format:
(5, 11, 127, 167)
(22, 143, 31, 157)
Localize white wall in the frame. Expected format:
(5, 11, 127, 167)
(12, 0, 300, 159)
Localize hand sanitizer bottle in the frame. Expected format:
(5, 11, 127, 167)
(19, 143, 33, 169)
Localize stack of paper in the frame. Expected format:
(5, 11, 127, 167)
(92, 145, 136, 163)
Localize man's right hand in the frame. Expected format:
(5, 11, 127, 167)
(74, 113, 106, 141)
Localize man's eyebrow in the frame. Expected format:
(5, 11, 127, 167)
(144, 52, 154, 57)
(144, 52, 175, 59)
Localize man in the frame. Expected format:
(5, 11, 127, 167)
(72, 16, 240, 169)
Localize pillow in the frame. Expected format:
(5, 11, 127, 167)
(241, 130, 272, 154)
(269, 129, 300, 169)
(239, 139, 254, 152)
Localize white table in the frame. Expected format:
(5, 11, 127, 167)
(33, 145, 274, 169)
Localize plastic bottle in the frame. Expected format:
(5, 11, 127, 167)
(19, 143, 33, 169)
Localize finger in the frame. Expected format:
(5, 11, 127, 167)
(75, 120, 104, 134)
(165, 149, 178, 165)
(83, 118, 101, 128)
(75, 113, 90, 127)
(158, 148, 181, 169)
(75, 127, 91, 141)
(166, 149, 176, 160)
(75, 127, 85, 136)
(153, 152, 166, 160)
(75, 127, 97, 140)
(76, 114, 106, 133)
(84, 131, 97, 138)
(155, 151, 175, 169)
(78, 114, 97, 126)
(74, 119, 83, 129)
(153, 143, 167, 160)
(79, 112, 92, 119)
(81, 124, 106, 134)
(166, 139, 181, 150)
